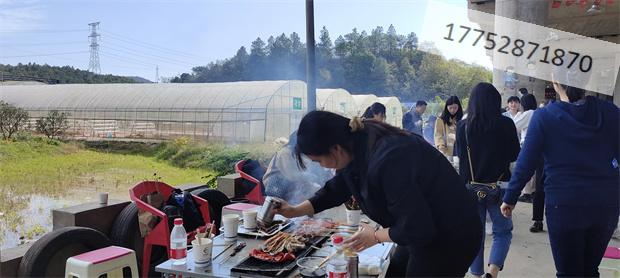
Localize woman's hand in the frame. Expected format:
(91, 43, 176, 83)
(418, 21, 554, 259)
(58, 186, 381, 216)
(274, 200, 298, 218)
(500, 202, 515, 218)
(343, 223, 378, 252)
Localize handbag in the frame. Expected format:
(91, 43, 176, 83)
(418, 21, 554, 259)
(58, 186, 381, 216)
(464, 125, 503, 204)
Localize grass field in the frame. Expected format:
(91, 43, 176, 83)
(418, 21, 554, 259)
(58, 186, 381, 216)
(0, 137, 272, 248)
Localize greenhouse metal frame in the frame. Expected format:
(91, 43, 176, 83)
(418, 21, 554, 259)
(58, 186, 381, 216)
(377, 96, 403, 128)
(0, 81, 307, 142)
(316, 88, 357, 118)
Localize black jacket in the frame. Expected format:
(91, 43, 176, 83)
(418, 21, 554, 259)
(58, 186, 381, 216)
(456, 117, 520, 184)
(308, 134, 480, 247)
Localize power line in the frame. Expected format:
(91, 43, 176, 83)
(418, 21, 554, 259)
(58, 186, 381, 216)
(0, 41, 86, 47)
(1, 46, 88, 66)
(102, 44, 194, 67)
(0, 29, 88, 34)
(102, 40, 195, 65)
(100, 29, 208, 61)
(0, 51, 89, 58)
(99, 51, 159, 68)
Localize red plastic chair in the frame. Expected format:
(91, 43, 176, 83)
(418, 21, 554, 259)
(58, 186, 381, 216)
(234, 160, 265, 205)
(129, 181, 213, 278)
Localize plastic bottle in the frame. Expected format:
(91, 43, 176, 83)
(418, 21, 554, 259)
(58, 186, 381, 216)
(327, 235, 348, 278)
(170, 218, 187, 265)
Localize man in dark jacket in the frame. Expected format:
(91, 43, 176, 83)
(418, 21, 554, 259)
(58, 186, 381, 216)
(403, 100, 427, 136)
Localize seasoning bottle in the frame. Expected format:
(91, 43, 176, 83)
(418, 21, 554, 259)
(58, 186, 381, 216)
(344, 249, 359, 278)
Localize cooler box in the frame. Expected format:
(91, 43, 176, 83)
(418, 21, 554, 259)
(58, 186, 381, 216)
(221, 203, 260, 220)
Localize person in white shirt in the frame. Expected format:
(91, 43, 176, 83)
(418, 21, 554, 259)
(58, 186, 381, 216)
(502, 96, 522, 120)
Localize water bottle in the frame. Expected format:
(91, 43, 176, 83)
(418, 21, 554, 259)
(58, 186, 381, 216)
(170, 218, 187, 265)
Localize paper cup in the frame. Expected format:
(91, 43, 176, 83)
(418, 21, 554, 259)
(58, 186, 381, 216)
(222, 214, 239, 238)
(242, 209, 258, 230)
(191, 238, 213, 266)
(346, 209, 361, 227)
(98, 192, 108, 205)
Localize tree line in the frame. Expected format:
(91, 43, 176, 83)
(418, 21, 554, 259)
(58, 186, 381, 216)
(171, 25, 492, 101)
(0, 63, 137, 84)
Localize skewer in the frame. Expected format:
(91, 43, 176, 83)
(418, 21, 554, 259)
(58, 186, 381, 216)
(316, 251, 339, 269)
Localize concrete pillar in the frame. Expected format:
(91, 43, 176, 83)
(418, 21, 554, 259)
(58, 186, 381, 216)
(493, 0, 549, 104)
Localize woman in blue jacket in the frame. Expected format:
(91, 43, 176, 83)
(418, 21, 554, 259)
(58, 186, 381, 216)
(501, 77, 619, 277)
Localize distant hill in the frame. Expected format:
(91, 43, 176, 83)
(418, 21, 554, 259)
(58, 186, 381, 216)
(127, 76, 153, 83)
(0, 63, 137, 84)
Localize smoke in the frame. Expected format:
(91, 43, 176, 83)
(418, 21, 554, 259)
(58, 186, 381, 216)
(263, 131, 334, 205)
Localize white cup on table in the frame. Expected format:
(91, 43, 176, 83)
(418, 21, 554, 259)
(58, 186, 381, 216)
(98, 192, 108, 205)
(191, 237, 213, 266)
(242, 209, 258, 230)
(346, 209, 362, 227)
(222, 214, 239, 239)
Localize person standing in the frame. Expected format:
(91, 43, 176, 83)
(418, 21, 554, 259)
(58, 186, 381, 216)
(403, 100, 427, 136)
(435, 96, 463, 158)
(276, 111, 482, 277)
(456, 83, 520, 278)
(501, 76, 619, 277)
(502, 96, 522, 120)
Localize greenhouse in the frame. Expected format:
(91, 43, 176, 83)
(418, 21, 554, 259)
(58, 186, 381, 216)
(351, 94, 378, 117)
(377, 97, 403, 128)
(316, 88, 356, 118)
(0, 80, 308, 142)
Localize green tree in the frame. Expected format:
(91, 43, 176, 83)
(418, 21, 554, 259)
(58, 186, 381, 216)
(248, 37, 267, 79)
(0, 101, 29, 140)
(36, 110, 70, 139)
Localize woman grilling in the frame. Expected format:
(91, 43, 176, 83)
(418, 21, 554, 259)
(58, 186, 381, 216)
(275, 110, 482, 277)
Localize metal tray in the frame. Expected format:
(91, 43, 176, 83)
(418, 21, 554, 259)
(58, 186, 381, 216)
(230, 235, 329, 277)
(219, 216, 292, 238)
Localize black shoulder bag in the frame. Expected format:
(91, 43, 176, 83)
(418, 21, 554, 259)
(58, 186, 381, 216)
(464, 126, 503, 204)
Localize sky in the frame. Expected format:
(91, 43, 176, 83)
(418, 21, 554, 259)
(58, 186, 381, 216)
(0, 0, 488, 81)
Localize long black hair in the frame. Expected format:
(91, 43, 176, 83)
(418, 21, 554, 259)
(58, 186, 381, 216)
(295, 110, 407, 169)
(520, 94, 537, 111)
(362, 102, 386, 119)
(440, 96, 463, 126)
(466, 82, 502, 134)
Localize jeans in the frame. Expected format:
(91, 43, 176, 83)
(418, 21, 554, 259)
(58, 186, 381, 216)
(546, 205, 619, 277)
(470, 201, 513, 276)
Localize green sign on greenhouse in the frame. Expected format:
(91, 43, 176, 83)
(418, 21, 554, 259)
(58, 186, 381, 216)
(293, 97, 302, 110)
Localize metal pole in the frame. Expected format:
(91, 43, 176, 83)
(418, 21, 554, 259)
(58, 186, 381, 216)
(305, 0, 316, 111)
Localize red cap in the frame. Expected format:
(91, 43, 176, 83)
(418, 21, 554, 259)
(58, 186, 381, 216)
(332, 235, 343, 244)
(174, 218, 183, 226)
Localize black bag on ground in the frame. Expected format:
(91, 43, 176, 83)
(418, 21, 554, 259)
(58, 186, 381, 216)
(164, 189, 205, 232)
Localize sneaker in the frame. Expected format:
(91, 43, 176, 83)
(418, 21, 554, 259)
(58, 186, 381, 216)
(518, 194, 533, 203)
(530, 221, 543, 233)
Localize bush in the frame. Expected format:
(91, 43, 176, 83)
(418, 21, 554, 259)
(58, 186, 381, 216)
(35, 110, 70, 139)
(0, 101, 29, 140)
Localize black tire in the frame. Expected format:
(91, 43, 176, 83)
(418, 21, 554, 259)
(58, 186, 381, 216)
(17, 226, 111, 277)
(109, 202, 166, 277)
(194, 188, 231, 228)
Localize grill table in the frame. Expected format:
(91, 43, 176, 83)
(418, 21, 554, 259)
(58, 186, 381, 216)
(156, 207, 396, 278)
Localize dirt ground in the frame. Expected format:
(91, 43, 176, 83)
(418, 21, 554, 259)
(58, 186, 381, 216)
(468, 203, 620, 278)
